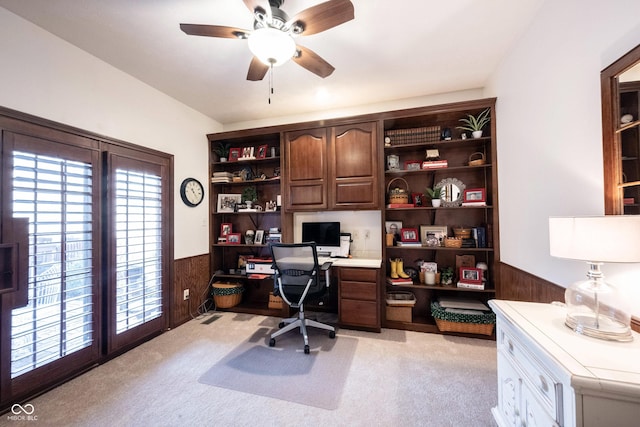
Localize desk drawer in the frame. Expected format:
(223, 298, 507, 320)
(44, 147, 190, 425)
(340, 281, 377, 300)
(340, 298, 378, 326)
(498, 324, 562, 423)
(339, 267, 378, 282)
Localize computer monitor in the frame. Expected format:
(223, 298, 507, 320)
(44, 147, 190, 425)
(301, 221, 341, 255)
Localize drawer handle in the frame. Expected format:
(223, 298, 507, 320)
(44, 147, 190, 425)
(508, 340, 514, 354)
(539, 375, 548, 393)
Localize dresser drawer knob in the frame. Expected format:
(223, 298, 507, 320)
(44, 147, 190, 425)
(508, 340, 514, 353)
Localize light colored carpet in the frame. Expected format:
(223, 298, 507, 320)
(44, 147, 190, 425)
(198, 326, 358, 410)
(6, 311, 498, 426)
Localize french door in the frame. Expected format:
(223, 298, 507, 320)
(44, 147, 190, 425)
(0, 115, 173, 408)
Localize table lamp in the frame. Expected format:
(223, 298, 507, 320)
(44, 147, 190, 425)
(549, 216, 640, 342)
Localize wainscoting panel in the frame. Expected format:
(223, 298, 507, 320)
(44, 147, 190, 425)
(172, 254, 211, 327)
(498, 262, 639, 333)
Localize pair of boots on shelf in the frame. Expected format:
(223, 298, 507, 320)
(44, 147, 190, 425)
(389, 258, 410, 279)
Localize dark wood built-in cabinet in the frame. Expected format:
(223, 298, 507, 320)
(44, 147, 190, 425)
(284, 121, 379, 211)
(620, 82, 640, 214)
(207, 99, 499, 338)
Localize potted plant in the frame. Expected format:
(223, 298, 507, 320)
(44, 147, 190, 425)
(242, 186, 257, 208)
(457, 108, 491, 138)
(213, 142, 230, 162)
(425, 186, 442, 207)
(440, 266, 454, 286)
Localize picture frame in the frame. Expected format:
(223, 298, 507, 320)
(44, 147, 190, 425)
(229, 147, 241, 162)
(385, 220, 402, 235)
(459, 267, 482, 284)
(254, 229, 264, 245)
(463, 188, 486, 203)
(404, 160, 421, 171)
(419, 225, 447, 247)
(411, 192, 423, 207)
(400, 227, 419, 242)
(240, 146, 254, 159)
(256, 144, 268, 159)
(227, 233, 241, 244)
(220, 223, 232, 237)
(387, 154, 400, 171)
(217, 194, 241, 212)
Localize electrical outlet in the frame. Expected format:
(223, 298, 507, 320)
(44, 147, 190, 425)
(353, 230, 360, 240)
(364, 229, 370, 239)
(183, 289, 190, 300)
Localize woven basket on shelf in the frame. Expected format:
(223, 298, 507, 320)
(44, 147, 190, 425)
(212, 282, 244, 308)
(444, 237, 463, 248)
(453, 227, 472, 239)
(431, 301, 496, 336)
(435, 318, 495, 335)
(468, 152, 486, 166)
(387, 177, 410, 204)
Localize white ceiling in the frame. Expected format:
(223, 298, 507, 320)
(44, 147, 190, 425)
(0, 0, 543, 126)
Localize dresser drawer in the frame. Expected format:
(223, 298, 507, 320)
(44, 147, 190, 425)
(498, 324, 562, 423)
(339, 267, 378, 282)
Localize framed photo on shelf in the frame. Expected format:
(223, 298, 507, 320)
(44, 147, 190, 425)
(385, 221, 402, 235)
(404, 160, 421, 171)
(411, 192, 423, 207)
(256, 144, 268, 159)
(220, 223, 232, 237)
(254, 229, 264, 245)
(459, 267, 482, 284)
(229, 147, 241, 162)
(419, 225, 447, 247)
(400, 228, 419, 242)
(227, 233, 241, 244)
(217, 194, 241, 212)
(463, 188, 486, 203)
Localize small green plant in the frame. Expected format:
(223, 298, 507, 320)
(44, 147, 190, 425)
(213, 142, 230, 159)
(456, 108, 491, 132)
(425, 186, 442, 199)
(440, 266, 454, 284)
(242, 186, 257, 203)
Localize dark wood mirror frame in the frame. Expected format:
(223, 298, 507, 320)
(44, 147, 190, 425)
(601, 43, 640, 215)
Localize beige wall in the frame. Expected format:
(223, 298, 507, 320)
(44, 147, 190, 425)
(0, 8, 221, 259)
(485, 0, 640, 317)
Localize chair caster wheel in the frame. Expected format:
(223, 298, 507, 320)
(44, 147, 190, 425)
(304, 345, 310, 354)
(269, 338, 276, 347)
(329, 331, 336, 339)
(278, 322, 285, 328)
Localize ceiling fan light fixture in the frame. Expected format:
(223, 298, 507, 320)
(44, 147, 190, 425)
(248, 27, 296, 66)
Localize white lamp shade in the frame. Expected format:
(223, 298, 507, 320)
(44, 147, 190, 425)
(549, 216, 640, 263)
(248, 27, 296, 66)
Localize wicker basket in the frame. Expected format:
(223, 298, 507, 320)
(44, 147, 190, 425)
(212, 282, 244, 308)
(431, 301, 495, 336)
(453, 227, 472, 239)
(387, 177, 410, 204)
(468, 152, 486, 166)
(435, 318, 495, 335)
(444, 237, 463, 248)
(268, 292, 283, 309)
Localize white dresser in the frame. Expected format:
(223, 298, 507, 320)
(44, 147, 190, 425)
(489, 300, 640, 427)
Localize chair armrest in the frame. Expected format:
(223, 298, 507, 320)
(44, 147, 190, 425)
(320, 261, 332, 271)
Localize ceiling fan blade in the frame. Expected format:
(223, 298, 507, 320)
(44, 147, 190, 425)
(247, 57, 269, 81)
(242, 0, 272, 21)
(293, 45, 335, 78)
(180, 23, 250, 39)
(287, 0, 354, 36)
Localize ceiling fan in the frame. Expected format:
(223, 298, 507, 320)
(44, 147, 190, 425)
(180, 0, 354, 81)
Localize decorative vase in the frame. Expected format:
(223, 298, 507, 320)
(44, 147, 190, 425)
(472, 130, 483, 139)
(246, 200, 253, 209)
(220, 157, 228, 162)
(431, 199, 441, 207)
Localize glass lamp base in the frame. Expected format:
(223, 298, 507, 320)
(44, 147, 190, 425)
(565, 313, 633, 342)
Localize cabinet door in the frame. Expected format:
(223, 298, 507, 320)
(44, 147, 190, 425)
(284, 128, 328, 210)
(330, 122, 379, 209)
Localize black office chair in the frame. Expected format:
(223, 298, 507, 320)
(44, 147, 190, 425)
(268, 243, 336, 354)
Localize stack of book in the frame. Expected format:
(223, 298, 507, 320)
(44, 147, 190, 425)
(386, 277, 414, 286)
(396, 241, 422, 247)
(211, 171, 232, 183)
(456, 281, 485, 290)
(265, 228, 281, 244)
(386, 203, 415, 209)
(422, 160, 448, 169)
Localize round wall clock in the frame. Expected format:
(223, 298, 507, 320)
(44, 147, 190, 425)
(180, 177, 204, 207)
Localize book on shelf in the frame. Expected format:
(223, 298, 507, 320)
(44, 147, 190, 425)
(213, 171, 233, 177)
(422, 160, 448, 169)
(396, 241, 422, 247)
(386, 203, 415, 209)
(456, 281, 485, 290)
(461, 201, 486, 206)
(386, 277, 414, 286)
(472, 227, 486, 248)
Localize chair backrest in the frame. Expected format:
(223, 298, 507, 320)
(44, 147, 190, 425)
(269, 243, 322, 307)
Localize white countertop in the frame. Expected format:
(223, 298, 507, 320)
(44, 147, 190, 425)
(318, 256, 381, 268)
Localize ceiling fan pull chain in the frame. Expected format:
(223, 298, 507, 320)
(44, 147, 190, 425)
(268, 62, 274, 104)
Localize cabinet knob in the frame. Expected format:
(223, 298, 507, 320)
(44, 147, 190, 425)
(508, 340, 514, 353)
